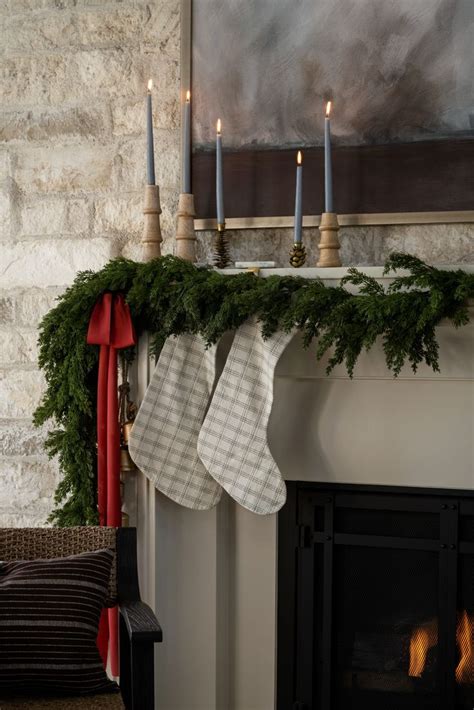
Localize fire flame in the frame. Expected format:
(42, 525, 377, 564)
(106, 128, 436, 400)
(409, 611, 473, 684)
(326, 100, 332, 117)
(147, 79, 153, 92)
(297, 150, 302, 165)
(186, 90, 191, 101)
(216, 118, 222, 134)
(409, 619, 438, 678)
(456, 610, 473, 684)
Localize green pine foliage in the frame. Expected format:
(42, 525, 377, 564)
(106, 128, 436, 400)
(34, 253, 474, 526)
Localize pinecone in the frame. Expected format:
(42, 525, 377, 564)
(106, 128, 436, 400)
(213, 230, 230, 269)
(289, 243, 306, 268)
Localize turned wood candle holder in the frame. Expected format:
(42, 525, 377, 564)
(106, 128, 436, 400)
(141, 184, 162, 261)
(175, 193, 197, 262)
(317, 212, 341, 267)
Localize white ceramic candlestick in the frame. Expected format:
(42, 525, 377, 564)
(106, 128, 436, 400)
(317, 212, 341, 267)
(176, 192, 197, 262)
(142, 184, 162, 261)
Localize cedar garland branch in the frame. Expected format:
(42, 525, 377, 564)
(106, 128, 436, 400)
(33, 253, 474, 526)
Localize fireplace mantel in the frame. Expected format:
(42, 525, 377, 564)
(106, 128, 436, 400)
(132, 270, 474, 710)
(222, 264, 474, 281)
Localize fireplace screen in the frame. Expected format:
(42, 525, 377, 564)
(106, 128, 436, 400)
(277, 483, 474, 710)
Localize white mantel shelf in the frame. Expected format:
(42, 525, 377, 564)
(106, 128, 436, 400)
(219, 264, 474, 279)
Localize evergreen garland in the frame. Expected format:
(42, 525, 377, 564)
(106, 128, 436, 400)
(34, 253, 474, 527)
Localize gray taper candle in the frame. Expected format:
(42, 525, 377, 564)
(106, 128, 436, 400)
(146, 79, 155, 186)
(324, 101, 333, 213)
(216, 118, 225, 225)
(294, 150, 303, 243)
(182, 90, 191, 193)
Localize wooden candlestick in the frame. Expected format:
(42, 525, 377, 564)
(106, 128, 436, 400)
(176, 193, 197, 262)
(142, 184, 162, 261)
(317, 212, 341, 267)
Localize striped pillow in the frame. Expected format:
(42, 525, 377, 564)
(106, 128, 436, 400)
(0, 548, 119, 697)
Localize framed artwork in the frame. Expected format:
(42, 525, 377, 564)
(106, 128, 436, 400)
(182, 0, 474, 228)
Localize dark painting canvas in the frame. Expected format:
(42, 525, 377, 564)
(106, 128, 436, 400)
(190, 0, 474, 220)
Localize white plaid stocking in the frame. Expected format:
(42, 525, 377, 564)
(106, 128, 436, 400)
(129, 334, 223, 510)
(197, 318, 293, 515)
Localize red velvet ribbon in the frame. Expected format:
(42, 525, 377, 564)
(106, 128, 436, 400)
(87, 293, 136, 676)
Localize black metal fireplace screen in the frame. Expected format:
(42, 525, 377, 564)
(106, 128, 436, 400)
(277, 483, 474, 710)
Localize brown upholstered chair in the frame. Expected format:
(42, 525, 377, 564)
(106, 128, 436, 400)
(0, 527, 162, 710)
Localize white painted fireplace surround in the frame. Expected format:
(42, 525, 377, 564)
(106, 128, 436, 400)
(129, 267, 474, 710)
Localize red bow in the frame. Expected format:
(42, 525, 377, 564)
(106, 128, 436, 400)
(87, 293, 136, 676)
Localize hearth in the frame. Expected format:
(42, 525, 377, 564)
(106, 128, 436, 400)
(277, 483, 474, 710)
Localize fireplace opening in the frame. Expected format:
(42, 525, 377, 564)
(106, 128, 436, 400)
(277, 483, 474, 710)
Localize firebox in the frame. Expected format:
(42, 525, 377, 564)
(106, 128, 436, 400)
(277, 483, 474, 710)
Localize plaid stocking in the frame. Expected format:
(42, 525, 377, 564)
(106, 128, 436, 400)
(197, 318, 293, 515)
(129, 334, 222, 510)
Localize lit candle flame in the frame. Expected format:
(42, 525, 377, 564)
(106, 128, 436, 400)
(186, 90, 191, 102)
(217, 118, 222, 134)
(297, 150, 302, 165)
(147, 79, 153, 93)
(326, 101, 332, 117)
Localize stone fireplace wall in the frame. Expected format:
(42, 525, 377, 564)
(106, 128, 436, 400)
(0, 0, 181, 525)
(0, 0, 473, 527)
